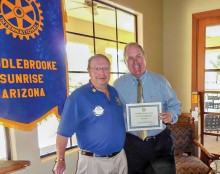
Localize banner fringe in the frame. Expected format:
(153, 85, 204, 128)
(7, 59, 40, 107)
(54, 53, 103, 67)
(0, 106, 61, 131)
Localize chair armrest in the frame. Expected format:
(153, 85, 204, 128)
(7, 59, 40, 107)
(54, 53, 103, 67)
(193, 139, 214, 159)
(194, 139, 220, 168)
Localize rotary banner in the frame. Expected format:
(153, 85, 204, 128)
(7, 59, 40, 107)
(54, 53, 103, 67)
(0, 0, 67, 130)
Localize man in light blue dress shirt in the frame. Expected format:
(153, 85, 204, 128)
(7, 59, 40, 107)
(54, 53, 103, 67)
(114, 42, 181, 174)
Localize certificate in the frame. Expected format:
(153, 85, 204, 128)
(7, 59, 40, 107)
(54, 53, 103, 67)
(126, 102, 162, 131)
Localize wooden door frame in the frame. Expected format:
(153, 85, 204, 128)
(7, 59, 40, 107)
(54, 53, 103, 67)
(192, 9, 220, 156)
(192, 9, 220, 92)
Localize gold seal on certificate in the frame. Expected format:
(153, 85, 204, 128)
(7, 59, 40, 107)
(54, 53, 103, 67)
(126, 102, 162, 131)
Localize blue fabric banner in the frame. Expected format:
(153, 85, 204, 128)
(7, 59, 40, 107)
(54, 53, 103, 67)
(0, 0, 67, 130)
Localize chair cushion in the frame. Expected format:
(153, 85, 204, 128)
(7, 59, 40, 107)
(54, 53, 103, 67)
(175, 156, 210, 174)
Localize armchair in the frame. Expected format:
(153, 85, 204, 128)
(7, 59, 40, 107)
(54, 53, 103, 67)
(168, 113, 216, 174)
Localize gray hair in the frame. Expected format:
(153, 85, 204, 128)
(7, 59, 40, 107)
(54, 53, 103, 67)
(123, 42, 145, 59)
(87, 54, 110, 69)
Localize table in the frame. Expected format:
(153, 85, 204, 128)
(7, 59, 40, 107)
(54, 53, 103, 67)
(0, 160, 30, 174)
(210, 160, 220, 174)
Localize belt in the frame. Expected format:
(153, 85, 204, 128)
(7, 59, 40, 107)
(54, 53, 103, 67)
(80, 150, 120, 158)
(143, 128, 168, 142)
(144, 136, 156, 141)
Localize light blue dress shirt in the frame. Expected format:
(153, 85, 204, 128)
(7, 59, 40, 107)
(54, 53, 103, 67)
(113, 70, 181, 136)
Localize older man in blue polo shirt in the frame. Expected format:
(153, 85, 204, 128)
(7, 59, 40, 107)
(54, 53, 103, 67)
(54, 54, 127, 174)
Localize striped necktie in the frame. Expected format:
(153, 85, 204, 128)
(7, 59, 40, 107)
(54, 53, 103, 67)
(137, 79, 148, 140)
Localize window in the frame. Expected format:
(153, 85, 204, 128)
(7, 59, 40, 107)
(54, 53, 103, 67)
(203, 25, 220, 155)
(65, 0, 137, 87)
(0, 125, 7, 160)
(37, 0, 137, 156)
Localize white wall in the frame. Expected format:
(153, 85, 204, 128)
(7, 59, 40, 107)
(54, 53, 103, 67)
(163, 0, 220, 113)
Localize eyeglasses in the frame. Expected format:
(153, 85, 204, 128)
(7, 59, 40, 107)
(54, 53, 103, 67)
(89, 67, 110, 72)
(125, 54, 144, 63)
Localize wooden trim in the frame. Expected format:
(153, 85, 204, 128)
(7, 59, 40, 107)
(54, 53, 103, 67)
(192, 9, 220, 92)
(0, 160, 30, 174)
(197, 19, 206, 92)
(192, 15, 198, 92)
(192, 9, 220, 19)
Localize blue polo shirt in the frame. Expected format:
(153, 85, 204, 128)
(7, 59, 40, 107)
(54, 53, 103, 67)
(57, 82, 126, 156)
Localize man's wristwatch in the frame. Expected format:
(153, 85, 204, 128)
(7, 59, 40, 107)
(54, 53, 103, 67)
(55, 158, 65, 162)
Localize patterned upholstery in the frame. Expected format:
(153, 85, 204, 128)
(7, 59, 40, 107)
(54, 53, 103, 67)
(168, 113, 210, 174)
(171, 123, 195, 156)
(175, 156, 210, 174)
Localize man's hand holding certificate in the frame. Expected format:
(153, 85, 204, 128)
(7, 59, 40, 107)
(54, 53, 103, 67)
(126, 102, 162, 131)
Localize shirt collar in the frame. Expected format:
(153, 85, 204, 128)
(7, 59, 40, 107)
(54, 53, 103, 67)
(131, 70, 147, 83)
(88, 80, 110, 93)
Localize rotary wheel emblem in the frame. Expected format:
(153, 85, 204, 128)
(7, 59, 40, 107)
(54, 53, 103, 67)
(0, 0, 44, 40)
